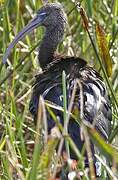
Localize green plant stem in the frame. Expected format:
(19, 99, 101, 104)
(62, 71, 70, 158)
(87, 29, 118, 111)
(0, 41, 40, 86)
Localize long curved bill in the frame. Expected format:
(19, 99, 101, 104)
(3, 15, 43, 64)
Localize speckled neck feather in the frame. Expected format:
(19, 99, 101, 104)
(38, 14, 66, 69)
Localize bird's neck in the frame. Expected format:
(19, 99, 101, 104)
(38, 26, 64, 69)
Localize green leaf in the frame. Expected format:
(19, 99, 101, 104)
(87, 126, 118, 163)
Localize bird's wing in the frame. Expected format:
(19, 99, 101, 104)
(69, 66, 112, 140)
(29, 57, 111, 140)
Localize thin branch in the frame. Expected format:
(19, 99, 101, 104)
(77, 79, 96, 180)
(109, 29, 118, 49)
(95, 154, 117, 180)
(41, 96, 48, 144)
(52, 138, 64, 179)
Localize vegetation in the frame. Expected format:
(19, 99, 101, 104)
(0, 0, 118, 179)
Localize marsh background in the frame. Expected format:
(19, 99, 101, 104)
(0, 0, 118, 179)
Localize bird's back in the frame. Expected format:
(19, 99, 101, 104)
(29, 57, 111, 141)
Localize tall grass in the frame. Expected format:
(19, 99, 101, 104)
(0, 0, 118, 179)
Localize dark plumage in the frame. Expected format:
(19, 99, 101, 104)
(30, 57, 111, 141)
(3, 2, 111, 177)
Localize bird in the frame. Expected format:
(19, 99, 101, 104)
(3, 2, 111, 178)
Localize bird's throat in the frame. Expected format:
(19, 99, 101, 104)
(38, 26, 64, 69)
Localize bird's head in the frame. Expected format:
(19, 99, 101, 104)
(3, 3, 67, 64)
(37, 3, 67, 28)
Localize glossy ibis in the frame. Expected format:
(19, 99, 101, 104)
(3, 2, 111, 178)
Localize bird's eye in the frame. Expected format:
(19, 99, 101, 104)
(39, 12, 47, 16)
(38, 12, 47, 20)
(55, 7, 60, 10)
